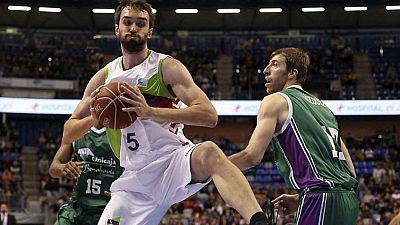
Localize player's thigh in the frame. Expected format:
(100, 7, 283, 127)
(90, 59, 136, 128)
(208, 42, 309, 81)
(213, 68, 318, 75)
(322, 191, 359, 225)
(157, 145, 211, 205)
(97, 191, 165, 225)
(296, 191, 359, 225)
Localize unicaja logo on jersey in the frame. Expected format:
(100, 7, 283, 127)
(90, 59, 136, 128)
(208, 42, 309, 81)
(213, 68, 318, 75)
(77, 148, 95, 160)
(92, 156, 117, 166)
(137, 78, 148, 87)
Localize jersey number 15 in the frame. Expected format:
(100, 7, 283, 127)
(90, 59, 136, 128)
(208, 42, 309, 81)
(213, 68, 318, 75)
(86, 179, 102, 195)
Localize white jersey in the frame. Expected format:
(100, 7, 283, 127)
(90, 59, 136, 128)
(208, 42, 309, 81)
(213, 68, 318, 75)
(104, 50, 193, 171)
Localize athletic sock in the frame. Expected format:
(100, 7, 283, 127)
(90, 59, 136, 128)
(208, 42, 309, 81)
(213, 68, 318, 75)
(249, 211, 268, 225)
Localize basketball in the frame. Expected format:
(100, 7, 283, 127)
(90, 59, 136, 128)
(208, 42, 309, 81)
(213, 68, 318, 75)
(92, 82, 137, 129)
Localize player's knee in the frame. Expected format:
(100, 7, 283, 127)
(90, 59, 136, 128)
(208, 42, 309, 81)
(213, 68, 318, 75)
(200, 141, 226, 169)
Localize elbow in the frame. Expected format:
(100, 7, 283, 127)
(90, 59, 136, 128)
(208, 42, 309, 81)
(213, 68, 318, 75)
(48, 165, 57, 178)
(205, 108, 218, 128)
(62, 122, 73, 144)
(245, 151, 263, 168)
(207, 114, 218, 128)
(62, 132, 73, 145)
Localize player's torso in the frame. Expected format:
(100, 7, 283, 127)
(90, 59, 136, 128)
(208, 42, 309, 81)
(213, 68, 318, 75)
(73, 127, 123, 206)
(272, 86, 357, 191)
(104, 50, 193, 170)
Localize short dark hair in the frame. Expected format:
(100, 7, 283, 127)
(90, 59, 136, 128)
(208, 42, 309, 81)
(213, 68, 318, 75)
(114, 0, 155, 28)
(271, 47, 310, 85)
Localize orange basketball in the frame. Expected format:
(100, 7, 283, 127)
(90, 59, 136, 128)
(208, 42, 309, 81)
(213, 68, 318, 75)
(92, 82, 137, 129)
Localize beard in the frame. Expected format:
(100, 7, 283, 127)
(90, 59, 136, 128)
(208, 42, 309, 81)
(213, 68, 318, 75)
(120, 34, 147, 53)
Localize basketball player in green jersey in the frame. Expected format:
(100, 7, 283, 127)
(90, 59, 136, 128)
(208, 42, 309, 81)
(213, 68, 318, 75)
(49, 124, 123, 225)
(230, 47, 359, 225)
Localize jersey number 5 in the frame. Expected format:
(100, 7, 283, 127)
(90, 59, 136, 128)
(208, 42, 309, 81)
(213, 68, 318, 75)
(127, 132, 139, 151)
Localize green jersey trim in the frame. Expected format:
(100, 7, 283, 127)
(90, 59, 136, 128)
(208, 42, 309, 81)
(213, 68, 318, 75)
(138, 57, 175, 99)
(106, 128, 122, 159)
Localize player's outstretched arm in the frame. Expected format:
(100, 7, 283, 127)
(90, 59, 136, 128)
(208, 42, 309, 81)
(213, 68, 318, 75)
(229, 94, 287, 170)
(63, 68, 106, 144)
(121, 57, 217, 128)
(49, 143, 84, 180)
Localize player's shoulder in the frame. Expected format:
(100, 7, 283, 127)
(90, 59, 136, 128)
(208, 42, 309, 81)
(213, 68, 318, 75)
(262, 93, 288, 107)
(91, 67, 108, 84)
(162, 56, 184, 70)
(150, 49, 169, 58)
(258, 93, 289, 116)
(161, 57, 190, 83)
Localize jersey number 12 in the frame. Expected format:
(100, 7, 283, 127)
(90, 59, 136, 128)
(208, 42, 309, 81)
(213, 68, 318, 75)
(322, 126, 345, 160)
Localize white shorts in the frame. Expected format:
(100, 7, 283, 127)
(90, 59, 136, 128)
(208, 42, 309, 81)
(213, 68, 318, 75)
(97, 144, 210, 225)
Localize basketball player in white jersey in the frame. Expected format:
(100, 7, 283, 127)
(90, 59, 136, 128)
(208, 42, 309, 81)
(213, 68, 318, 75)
(62, 1, 270, 224)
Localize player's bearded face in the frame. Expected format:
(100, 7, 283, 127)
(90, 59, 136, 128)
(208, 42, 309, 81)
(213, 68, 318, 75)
(120, 31, 148, 53)
(117, 7, 152, 54)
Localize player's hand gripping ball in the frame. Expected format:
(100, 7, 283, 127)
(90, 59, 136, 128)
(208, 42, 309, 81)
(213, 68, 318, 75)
(92, 82, 137, 129)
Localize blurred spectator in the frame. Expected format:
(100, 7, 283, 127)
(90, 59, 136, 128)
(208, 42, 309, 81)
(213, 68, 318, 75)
(364, 148, 374, 161)
(9, 161, 21, 184)
(373, 162, 387, 183)
(37, 130, 47, 146)
(14, 181, 27, 210)
(1, 169, 12, 189)
(0, 202, 17, 225)
(362, 189, 375, 206)
(1, 188, 12, 206)
(38, 155, 50, 190)
(386, 63, 398, 89)
(355, 149, 366, 161)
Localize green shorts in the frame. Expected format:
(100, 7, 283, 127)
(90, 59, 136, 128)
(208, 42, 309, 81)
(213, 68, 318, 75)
(54, 200, 106, 225)
(296, 188, 359, 225)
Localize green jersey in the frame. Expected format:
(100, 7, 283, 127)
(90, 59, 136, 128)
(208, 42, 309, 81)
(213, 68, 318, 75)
(271, 86, 357, 192)
(72, 127, 124, 206)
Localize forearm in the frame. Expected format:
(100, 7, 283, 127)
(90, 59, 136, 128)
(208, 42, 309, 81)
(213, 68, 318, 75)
(345, 156, 356, 178)
(63, 116, 95, 144)
(341, 140, 356, 177)
(229, 151, 260, 171)
(49, 161, 65, 178)
(148, 104, 217, 128)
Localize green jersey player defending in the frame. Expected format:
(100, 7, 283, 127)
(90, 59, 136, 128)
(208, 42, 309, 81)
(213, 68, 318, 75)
(230, 47, 359, 225)
(49, 125, 123, 225)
